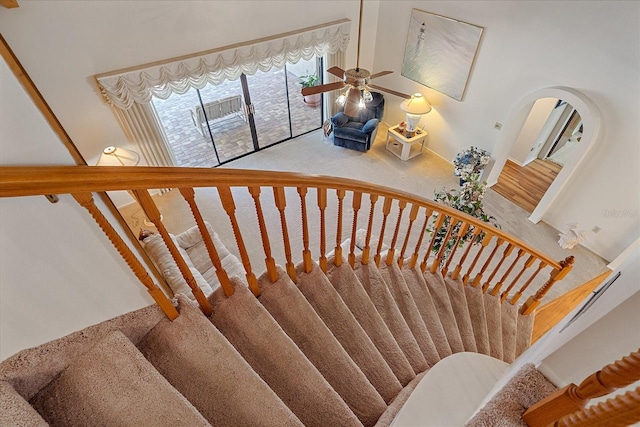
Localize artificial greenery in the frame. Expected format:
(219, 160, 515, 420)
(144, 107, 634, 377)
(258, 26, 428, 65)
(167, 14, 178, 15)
(429, 174, 500, 262)
(299, 74, 319, 88)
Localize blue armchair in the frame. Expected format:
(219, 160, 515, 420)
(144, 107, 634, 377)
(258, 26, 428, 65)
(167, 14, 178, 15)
(331, 92, 385, 152)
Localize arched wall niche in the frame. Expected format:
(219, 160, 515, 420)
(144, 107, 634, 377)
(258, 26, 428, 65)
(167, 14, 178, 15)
(486, 86, 602, 224)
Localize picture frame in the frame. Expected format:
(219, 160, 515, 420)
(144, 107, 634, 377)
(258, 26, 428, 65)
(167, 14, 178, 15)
(401, 9, 484, 101)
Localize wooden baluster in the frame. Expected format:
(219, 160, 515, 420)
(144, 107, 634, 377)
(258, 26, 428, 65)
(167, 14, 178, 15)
(521, 256, 574, 315)
(420, 212, 445, 273)
(248, 187, 278, 283)
(217, 187, 261, 297)
(501, 254, 535, 303)
(511, 260, 546, 305)
(385, 200, 407, 266)
(179, 188, 234, 296)
(132, 189, 213, 315)
(397, 203, 420, 268)
(490, 248, 524, 297)
(273, 186, 296, 282)
(361, 194, 378, 265)
(556, 386, 640, 427)
(463, 232, 493, 285)
(72, 192, 178, 320)
(317, 187, 328, 273)
(298, 186, 313, 274)
(452, 226, 482, 280)
(333, 189, 346, 267)
(430, 217, 457, 273)
(348, 191, 363, 268)
(523, 349, 640, 427)
(482, 243, 514, 293)
(472, 238, 504, 288)
(408, 208, 433, 269)
(441, 222, 470, 277)
(374, 197, 393, 267)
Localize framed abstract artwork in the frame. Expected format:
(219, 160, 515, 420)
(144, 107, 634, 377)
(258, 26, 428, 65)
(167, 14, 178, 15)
(401, 9, 483, 101)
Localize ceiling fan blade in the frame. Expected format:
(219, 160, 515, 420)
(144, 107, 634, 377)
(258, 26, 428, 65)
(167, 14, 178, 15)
(301, 81, 346, 96)
(369, 70, 393, 79)
(326, 66, 345, 78)
(368, 84, 412, 99)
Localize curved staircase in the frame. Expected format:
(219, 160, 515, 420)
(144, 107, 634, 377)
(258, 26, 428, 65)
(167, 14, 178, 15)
(0, 166, 576, 426)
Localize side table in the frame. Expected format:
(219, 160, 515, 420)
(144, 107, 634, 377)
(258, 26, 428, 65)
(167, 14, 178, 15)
(385, 125, 428, 161)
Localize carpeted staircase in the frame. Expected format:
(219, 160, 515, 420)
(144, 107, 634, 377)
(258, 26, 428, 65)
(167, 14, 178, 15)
(1, 255, 539, 426)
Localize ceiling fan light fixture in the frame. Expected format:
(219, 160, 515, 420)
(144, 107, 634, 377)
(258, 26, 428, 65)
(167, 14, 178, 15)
(362, 88, 373, 103)
(336, 89, 348, 106)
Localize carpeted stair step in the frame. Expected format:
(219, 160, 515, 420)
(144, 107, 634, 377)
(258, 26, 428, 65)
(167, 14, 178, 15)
(464, 284, 491, 355)
(423, 270, 465, 353)
(138, 294, 303, 426)
(378, 262, 441, 367)
(326, 259, 416, 386)
(0, 381, 49, 426)
(30, 330, 211, 427)
(257, 266, 387, 427)
(500, 301, 518, 363)
(295, 261, 403, 404)
(401, 266, 453, 359)
(443, 274, 478, 353)
(208, 277, 361, 427)
(483, 292, 504, 360)
(354, 261, 429, 375)
(516, 312, 535, 358)
(465, 364, 557, 426)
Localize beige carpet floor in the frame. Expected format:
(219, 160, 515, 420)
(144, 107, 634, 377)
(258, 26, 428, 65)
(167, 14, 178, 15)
(119, 123, 609, 304)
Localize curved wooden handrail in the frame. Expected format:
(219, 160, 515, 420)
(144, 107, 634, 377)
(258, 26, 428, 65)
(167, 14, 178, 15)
(523, 349, 640, 427)
(0, 165, 564, 270)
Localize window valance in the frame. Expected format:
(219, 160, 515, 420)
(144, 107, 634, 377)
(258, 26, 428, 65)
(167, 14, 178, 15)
(95, 19, 351, 110)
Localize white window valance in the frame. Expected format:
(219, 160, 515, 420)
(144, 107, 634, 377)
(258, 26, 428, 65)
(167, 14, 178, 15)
(95, 19, 351, 110)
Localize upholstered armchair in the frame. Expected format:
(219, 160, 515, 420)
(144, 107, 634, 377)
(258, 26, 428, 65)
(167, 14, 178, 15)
(331, 91, 385, 152)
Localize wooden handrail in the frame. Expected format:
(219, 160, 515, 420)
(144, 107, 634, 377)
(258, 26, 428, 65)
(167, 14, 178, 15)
(555, 386, 640, 426)
(0, 165, 563, 269)
(2, 165, 576, 323)
(523, 349, 640, 427)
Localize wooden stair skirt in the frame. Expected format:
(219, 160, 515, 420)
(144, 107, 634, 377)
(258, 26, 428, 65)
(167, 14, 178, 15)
(1, 258, 537, 427)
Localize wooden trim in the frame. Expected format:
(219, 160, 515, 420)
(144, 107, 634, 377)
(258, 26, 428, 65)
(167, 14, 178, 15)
(0, 0, 19, 9)
(0, 34, 84, 165)
(531, 270, 611, 343)
(0, 34, 170, 298)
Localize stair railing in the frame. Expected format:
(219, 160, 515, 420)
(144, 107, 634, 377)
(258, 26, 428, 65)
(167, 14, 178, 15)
(522, 349, 640, 427)
(0, 165, 572, 320)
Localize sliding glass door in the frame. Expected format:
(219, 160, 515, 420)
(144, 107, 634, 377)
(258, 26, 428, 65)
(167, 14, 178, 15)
(152, 56, 323, 167)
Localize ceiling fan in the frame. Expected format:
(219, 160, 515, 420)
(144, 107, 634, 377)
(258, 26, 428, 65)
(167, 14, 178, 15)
(300, 0, 412, 106)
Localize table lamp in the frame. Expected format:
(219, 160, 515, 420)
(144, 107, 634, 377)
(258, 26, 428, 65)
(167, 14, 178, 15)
(400, 93, 431, 137)
(96, 146, 158, 226)
(96, 146, 140, 167)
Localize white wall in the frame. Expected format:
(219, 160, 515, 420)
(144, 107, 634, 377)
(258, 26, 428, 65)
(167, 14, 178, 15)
(0, 57, 153, 361)
(511, 97, 557, 165)
(371, 1, 640, 262)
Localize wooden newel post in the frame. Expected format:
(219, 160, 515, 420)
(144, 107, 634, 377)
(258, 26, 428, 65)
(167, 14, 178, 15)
(522, 349, 640, 427)
(72, 192, 178, 320)
(521, 256, 574, 315)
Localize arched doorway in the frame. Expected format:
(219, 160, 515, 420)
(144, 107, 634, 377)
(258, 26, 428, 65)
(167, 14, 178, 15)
(485, 87, 601, 224)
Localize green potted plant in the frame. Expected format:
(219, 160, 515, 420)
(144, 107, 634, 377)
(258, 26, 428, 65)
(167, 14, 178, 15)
(429, 174, 500, 265)
(299, 74, 321, 107)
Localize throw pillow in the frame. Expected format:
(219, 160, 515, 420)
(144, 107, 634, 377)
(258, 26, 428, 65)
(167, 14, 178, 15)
(362, 118, 379, 134)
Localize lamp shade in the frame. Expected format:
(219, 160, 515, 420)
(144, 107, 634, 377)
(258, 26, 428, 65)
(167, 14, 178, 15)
(400, 93, 432, 115)
(96, 146, 140, 167)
